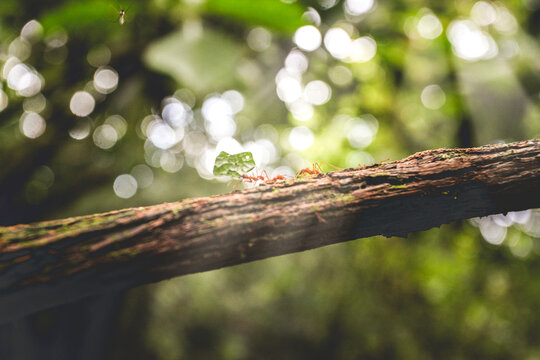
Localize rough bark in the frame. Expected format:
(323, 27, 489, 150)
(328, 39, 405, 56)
(1, 139, 539, 323)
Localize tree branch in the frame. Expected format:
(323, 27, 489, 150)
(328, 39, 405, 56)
(1, 139, 539, 323)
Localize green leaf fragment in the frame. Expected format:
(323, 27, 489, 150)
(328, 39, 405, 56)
(213, 151, 255, 177)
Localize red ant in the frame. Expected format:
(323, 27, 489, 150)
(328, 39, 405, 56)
(296, 161, 343, 177)
(235, 171, 265, 189)
(240, 173, 266, 183)
(259, 170, 289, 183)
(296, 162, 324, 177)
(265, 174, 287, 183)
(239, 169, 289, 186)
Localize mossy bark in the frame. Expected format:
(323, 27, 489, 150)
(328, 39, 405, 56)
(1, 139, 539, 322)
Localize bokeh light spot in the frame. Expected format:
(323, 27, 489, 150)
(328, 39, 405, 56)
(69, 119, 91, 140)
(493, 6, 518, 34)
(447, 20, 498, 61)
(202, 96, 232, 121)
(174, 88, 196, 109)
(183, 131, 207, 158)
(20, 111, 46, 139)
(276, 74, 302, 103)
(328, 65, 353, 86)
(417, 13, 443, 39)
(288, 100, 314, 121)
(197, 148, 219, 179)
(94, 67, 119, 94)
(247, 27, 272, 52)
(162, 101, 188, 128)
(9, 37, 31, 61)
(70, 91, 95, 117)
(319, 0, 339, 9)
(131, 164, 154, 188)
(289, 126, 314, 150)
(20, 20, 43, 43)
(222, 90, 245, 114)
(344, 0, 374, 16)
(421, 84, 446, 110)
(304, 80, 331, 106)
(324, 28, 352, 60)
(113, 174, 138, 199)
(294, 25, 322, 52)
(202, 96, 237, 140)
(302, 7, 321, 26)
(285, 50, 309, 75)
(215, 137, 244, 157)
(254, 124, 279, 143)
(23, 93, 47, 113)
(45, 29, 68, 49)
(471, 1, 497, 26)
(105, 115, 128, 138)
(347, 37, 377, 63)
(93, 124, 118, 149)
(2, 57, 19, 79)
(7, 63, 42, 97)
(0, 90, 8, 112)
(160, 152, 184, 173)
(478, 216, 507, 245)
(148, 121, 182, 150)
(346, 115, 378, 149)
(245, 139, 278, 166)
(508, 210, 531, 224)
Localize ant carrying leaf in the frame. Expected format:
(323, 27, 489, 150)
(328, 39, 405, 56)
(213, 151, 256, 178)
(213, 151, 290, 189)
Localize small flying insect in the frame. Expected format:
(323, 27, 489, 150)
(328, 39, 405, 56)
(111, 3, 130, 25)
(118, 8, 126, 25)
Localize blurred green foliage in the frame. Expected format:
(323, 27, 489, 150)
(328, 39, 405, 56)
(204, 0, 307, 33)
(0, 0, 539, 359)
(144, 28, 244, 94)
(40, 1, 115, 33)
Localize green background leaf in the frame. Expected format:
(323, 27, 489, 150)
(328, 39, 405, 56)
(40, 0, 115, 34)
(144, 29, 244, 94)
(203, 0, 307, 34)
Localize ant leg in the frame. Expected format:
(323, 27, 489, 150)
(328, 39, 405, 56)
(319, 161, 344, 170)
(260, 169, 270, 182)
(313, 162, 323, 173)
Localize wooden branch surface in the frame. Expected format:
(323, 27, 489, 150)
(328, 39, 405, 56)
(1, 139, 539, 323)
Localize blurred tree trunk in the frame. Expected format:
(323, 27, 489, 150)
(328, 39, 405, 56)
(1, 139, 539, 323)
